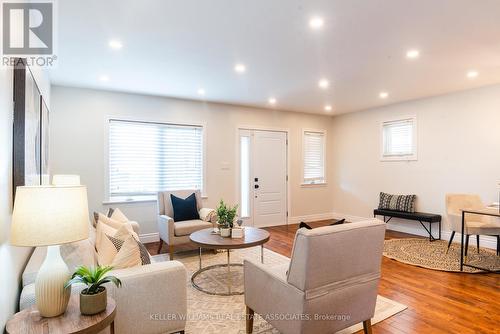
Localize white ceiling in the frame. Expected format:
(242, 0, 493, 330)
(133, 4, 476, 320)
(50, 0, 500, 115)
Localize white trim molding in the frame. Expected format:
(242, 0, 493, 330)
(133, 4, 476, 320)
(139, 232, 160, 244)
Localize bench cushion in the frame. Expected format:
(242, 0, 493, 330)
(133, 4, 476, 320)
(374, 209, 441, 223)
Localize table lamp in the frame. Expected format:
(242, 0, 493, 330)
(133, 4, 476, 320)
(11, 185, 90, 317)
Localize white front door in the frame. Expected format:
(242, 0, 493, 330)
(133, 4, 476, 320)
(239, 129, 287, 227)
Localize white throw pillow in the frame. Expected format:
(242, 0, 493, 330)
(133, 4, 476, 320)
(96, 222, 149, 268)
(110, 208, 129, 222)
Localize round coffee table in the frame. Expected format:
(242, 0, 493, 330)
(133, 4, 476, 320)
(189, 227, 270, 296)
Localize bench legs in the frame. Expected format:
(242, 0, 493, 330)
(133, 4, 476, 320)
(417, 220, 441, 242)
(375, 214, 441, 242)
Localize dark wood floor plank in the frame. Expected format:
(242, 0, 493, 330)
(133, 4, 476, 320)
(145, 219, 500, 333)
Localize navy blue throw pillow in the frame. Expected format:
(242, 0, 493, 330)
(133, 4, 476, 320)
(170, 193, 200, 222)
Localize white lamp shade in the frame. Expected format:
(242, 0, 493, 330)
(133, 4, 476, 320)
(11, 186, 90, 247)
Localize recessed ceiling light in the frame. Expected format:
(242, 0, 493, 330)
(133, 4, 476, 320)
(234, 63, 246, 73)
(466, 70, 479, 79)
(309, 17, 324, 30)
(379, 92, 389, 99)
(99, 75, 109, 82)
(268, 97, 277, 105)
(197, 88, 206, 96)
(109, 40, 123, 50)
(318, 79, 330, 89)
(406, 49, 420, 59)
(324, 105, 332, 112)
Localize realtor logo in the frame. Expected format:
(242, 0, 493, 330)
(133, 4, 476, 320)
(2, 2, 53, 55)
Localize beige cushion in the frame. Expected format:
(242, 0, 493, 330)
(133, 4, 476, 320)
(111, 235, 142, 269)
(174, 219, 212, 236)
(98, 213, 125, 229)
(96, 220, 118, 250)
(110, 208, 129, 222)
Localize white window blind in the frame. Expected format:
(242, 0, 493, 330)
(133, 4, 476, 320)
(303, 131, 325, 184)
(382, 118, 416, 159)
(108, 119, 203, 200)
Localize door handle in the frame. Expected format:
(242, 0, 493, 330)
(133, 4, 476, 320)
(254, 184, 259, 189)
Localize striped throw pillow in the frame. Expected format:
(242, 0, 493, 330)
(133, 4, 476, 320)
(379, 192, 416, 213)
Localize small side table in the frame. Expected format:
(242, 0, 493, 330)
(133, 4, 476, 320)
(6, 294, 116, 334)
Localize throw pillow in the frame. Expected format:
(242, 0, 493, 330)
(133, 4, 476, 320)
(199, 208, 216, 222)
(379, 192, 416, 213)
(171, 193, 200, 222)
(110, 208, 129, 222)
(97, 223, 150, 267)
(299, 219, 346, 230)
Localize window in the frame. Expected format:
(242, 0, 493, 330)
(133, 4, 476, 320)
(108, 119, 203, 201)
(239, 134, 251, 217)
(381, 117, 417, 161)
(303, 130, 326, 185)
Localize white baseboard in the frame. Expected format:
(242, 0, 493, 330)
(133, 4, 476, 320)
(287, 212, 336, 225)
(139, 232, 160, 244)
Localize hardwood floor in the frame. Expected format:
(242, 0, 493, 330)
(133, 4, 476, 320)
(146, 220, 500, 334)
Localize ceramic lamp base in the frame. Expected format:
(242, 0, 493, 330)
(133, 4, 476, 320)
(35, 245, 71, 317)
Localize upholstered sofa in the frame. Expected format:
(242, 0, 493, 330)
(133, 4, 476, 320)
(19, 222, 187, 334)
(157, 189, 216, 260)
(244, 219, 386, 334)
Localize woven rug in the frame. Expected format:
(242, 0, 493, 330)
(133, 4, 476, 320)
(154, 247, 406, 333)
(383, 238, 500, 273)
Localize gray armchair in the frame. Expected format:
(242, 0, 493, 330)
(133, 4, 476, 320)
(157, 189, 215, 260)
(244, 219, 386, 334)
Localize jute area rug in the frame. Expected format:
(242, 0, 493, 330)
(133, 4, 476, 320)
(154, 247, 406, 333)
(383, 238, 500, 273)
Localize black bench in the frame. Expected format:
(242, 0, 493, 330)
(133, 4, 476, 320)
(373, 209, 442, 241)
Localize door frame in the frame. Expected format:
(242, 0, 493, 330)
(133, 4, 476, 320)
(236, 125, 290, 227)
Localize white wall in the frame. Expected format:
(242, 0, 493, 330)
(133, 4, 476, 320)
(0, 66, 50, 330)
(50, 86, 335, 236)
(331, 84, 500, 245)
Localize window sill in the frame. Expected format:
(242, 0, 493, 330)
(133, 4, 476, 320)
(380, 156, 418, 162)
(103, 198, 157, 205)
(301, 182, 327, 188)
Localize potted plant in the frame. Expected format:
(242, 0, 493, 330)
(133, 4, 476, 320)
(65, 265, 122, 315)
(216, 199, 238, 237)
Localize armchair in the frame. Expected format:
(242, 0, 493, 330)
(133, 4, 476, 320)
(244, 219, 386, 334)
(157, 189, 216, 260)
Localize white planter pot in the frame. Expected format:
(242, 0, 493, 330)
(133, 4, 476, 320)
(220, 228, 231, 237)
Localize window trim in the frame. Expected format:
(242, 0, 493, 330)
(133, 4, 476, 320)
(301, 128, 327, 186)
(104, 116, 207, 203)
(380, 115, 418, 162)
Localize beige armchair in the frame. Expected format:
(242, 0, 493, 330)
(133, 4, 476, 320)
(244, 219, 386, 334)
(157, 189, 216, 260)
(445, 194, 500, 257)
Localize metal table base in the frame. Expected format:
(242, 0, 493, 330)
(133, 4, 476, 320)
(191, 246, 264, 296)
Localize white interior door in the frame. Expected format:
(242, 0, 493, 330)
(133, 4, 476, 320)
(239, 129, 287, 227)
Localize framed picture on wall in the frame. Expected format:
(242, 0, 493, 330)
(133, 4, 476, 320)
(13, 58, 48, 197)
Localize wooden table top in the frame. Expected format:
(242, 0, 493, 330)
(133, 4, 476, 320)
(190, 227, 270, 249)
(6, 294, 116, 334)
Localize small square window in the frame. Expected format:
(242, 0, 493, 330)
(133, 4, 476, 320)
(381, 117, 417, 161)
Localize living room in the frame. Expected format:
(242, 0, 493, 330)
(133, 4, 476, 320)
(1, 1, 499, 333)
